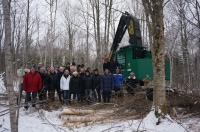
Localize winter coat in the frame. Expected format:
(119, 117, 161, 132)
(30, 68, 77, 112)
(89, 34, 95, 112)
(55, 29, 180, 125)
(126, 76, 138, 88)
(93, 74, 100, 89)
(84, 75, 93, 89)
(70, 76, 81, 93)
(79, 73, 85, 92)
(57, 71, 64, 90)
(100, 73, 114, 92)
(39, 72, 50, 90)
(60, 75, 71, 90)
(103, 62, 110, 71)
(113, 73, 123, 87)
(110, 61, 119, 73)
(23, 72, 42, 92)
(49, 73, 58, 90)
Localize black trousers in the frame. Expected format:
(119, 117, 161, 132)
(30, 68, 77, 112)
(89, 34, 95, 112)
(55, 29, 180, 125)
(38, 89, 47, 101)
(56, 88, 62, 101)
(102, 91, 111, 103)
(24, 92, 37, 108)
(48, 89, 55, 101)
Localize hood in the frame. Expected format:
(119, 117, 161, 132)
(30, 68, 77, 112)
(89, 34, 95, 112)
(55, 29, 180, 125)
(128, 76, 136, 79)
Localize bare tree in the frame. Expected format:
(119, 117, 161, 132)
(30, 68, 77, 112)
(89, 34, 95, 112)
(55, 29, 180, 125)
(2, 0, 18, 131)
(142, 0, 167, 117)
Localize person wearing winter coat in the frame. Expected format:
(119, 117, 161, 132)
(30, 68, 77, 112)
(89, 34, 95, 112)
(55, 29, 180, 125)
(79, 68, 85, 102)
(125, 72, 138, 95)
(92, 69, 101, 102)
(70, 71, 81, 101)
(65, 62, 70, 72)
(110, 58, 119, 73)
(38, 67, 50, 101)
(56, 66, 64, 101)
(23, 65, 42, 110)
(100, 68, 114, 103)
(113, 67, 124, 92)
(17, 63, 30, 103)
(48, 67, 57, 101)
(103, 57, 110, 72)
(84, 70, 93, 103)
(60, 70, 71, 104)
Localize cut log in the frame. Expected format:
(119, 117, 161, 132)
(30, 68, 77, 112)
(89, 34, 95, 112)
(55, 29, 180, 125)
(61, 115, 103, 123)
(62, 108, 94, 115)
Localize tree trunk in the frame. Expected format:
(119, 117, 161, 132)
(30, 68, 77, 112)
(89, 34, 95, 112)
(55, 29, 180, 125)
(2, 0, 18, 131)
(142, 0, 167, 117)
(25, 0, 30, 63)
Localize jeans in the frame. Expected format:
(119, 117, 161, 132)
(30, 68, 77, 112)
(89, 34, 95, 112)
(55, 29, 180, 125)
(73, 92, 81, 101)
(92, 90, 97, 101)
(102, 91, 111, 103)
(85, 89, 92, 102)
(24, 92, 37, 108)
(96, 88, 101, 102)
(63, 90, 69, 100)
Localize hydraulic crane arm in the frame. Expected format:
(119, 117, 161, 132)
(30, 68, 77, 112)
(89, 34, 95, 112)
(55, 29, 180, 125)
(108, 12, 142, 62)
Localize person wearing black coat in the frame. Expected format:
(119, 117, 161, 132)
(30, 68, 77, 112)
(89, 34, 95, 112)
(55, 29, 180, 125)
(125, 72, 138, 95)
(103, 57, 110, 72)
(70, 71, 81, 101)
(38, 67, 50, 101)
(48, 67, 58, 101)
(100, 68, 114, 103)
(92, 69, 101, 102)
(84, 70, 93, 103)
(79, 68, 85, 102)
(110, 58, 119, 73)
(56, 67, 64, 101)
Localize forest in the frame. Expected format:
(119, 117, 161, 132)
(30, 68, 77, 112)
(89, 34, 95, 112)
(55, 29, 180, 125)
(0, 0, 200, 132)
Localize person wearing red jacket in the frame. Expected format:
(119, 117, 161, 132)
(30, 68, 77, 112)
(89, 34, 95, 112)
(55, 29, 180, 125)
(23, 65, 42, 110)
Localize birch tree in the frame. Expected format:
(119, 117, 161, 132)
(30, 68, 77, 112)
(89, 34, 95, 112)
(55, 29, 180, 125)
(142, 0, 167, 117)
(2, 0, 18, 131)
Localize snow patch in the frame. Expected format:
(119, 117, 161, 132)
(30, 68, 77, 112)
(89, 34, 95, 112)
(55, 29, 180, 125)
(0, 73, 6, 93)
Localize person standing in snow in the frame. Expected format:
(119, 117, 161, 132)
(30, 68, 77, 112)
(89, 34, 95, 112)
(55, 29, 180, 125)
(60, 70, 71, 104)
(23, 65, 42, 110)
(48, 67, 57, 102)
(92, 69, 101, 102)
(56, 66, 64, 101)
(113, 67, 124, 92)
(70, 71, 81, 102)
(38, 67, 50, 102)
(100, 68, 114, 103)
(84, 70, 93, 103)
(125, 72, 138, 95)
(17, 63, 30, 103)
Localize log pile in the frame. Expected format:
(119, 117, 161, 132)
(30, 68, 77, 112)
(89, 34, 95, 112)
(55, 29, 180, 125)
(60, 108, 114, 128)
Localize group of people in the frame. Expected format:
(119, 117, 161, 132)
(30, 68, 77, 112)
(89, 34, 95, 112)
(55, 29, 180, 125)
(17, 59, 140, 110)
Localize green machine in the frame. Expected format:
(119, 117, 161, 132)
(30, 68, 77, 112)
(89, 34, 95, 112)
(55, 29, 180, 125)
(108, 12, 170, 80)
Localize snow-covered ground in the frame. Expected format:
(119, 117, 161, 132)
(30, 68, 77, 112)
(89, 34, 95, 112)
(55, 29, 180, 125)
(0, 75, 200, 132)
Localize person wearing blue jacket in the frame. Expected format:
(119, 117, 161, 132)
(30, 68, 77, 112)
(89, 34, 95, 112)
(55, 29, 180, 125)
(113, 67, 124, 92)
(100, 68, 114, 103)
